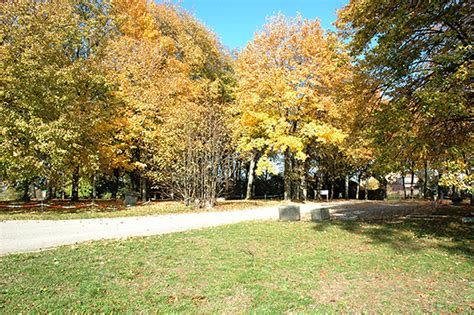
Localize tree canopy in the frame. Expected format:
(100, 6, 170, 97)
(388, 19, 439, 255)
(338, 0, 472, 159)
(0, 0, 472, 203)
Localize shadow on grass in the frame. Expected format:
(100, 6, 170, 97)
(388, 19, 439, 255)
(312, 204, 474, 258)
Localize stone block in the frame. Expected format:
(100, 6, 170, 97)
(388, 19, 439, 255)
(124, 192, 138, 207)
(311, 208, 330, 221)
(278, 205, 301, 221)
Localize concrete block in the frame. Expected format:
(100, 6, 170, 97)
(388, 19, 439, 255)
(278, 205, 301, 221)
(124, 192, 138, 207)
(311, 208, 330, 221)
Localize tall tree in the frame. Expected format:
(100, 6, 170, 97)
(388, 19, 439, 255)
(236, 14, 350, 200)
(150, 4, 235, 208)
(104, 1, 235, 206)
(1, 0, 119, 200)
(338, 0, 473, 167)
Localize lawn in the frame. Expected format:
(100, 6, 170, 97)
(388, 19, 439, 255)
(1, 218, 472, 313)
(0, 199, 281, 221)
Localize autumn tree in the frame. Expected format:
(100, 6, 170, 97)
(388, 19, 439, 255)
(149, 4, 235, 208)
(104, 1, 234, 206)
(236, 14, 350, 200)
(1, 0, 119, 201)
(102, 0, 191, 200)
(338, 0, 473, 200)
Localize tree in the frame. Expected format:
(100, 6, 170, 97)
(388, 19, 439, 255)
(338, 0, 473, 172)
(1, 0, 119, 201)
(104, 1, 235, 207)
(149, 4, 235, 208)
(236, 14, 351, 200)
(104, 1, 192, 199)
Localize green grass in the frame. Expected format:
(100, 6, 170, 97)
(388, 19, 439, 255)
(1, 219, 472, 313)
(0, 200, 281, 221)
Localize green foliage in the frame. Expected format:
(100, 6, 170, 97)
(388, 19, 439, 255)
(1, 0, 120, 191)
(63, 177, 93, 199)
(338, 0, 472, 163)
(439, 160, 473, 191)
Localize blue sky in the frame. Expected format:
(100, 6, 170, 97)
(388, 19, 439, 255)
(179, 0, 349, 50)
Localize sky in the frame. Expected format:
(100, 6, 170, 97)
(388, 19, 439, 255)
(179, 0, 349, 50)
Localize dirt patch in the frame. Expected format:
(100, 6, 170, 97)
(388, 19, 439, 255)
(311, 273, 351, 305)
(311, 272, 472, 312)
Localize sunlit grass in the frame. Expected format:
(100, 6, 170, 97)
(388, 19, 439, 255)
(1, 219, 472, 313)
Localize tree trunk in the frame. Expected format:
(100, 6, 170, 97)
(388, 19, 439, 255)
(140, 176, 147, 202)
(47, 186, 56, 200)
(284, 148, 291, 200)
(344, 175, 349, 199)
(21, 180, 30, 201)
(315, 174, 321, 200)
(471, 180, 473, 205)
(355, 173, 360, 200)
(92, 175, 97, 200)
(436, 171, 442, 201)
(330, 182, 334, 200)
(423, 161, 428, 199)
(468, 166, 474, 205)
(402, 175, 407, 199)
(111, 168, 119, 199)
(130, 147, 141, 192)
(301, 174, 308, 201)
(410, 168, 415, 199)
(130, 171, 140, 193)
(365, 178, 369, 200)
(291, 155, 297, 200)
(245, 155, 256, 200)
(71, 166, 80, 201)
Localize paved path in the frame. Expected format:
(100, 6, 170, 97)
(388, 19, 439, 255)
(1, 200, 429, 256)
(1, 202, 346, 256)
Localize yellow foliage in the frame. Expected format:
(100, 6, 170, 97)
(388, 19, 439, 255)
(112, 0, 160, 41)
(439, 160, 473, 191)
(255, 156, 279, 176)
(300, 122, 347, 144)
(235, 13, 353, 163)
